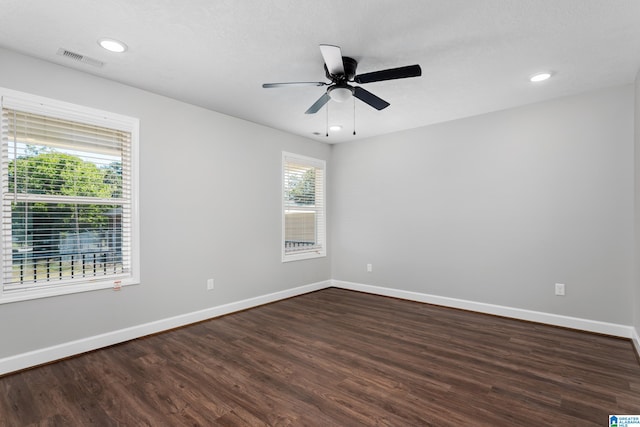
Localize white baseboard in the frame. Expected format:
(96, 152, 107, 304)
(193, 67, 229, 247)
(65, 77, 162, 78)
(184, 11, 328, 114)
(2, 279, 637, 377)
(632, 327, 640, 359)
(0, 280, 330, 376)
(331, 280, 636, 339)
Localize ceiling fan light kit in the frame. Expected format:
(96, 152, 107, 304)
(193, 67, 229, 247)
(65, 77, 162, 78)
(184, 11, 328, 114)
(263, 44, 422, 117)
(328, 85, 353, 102)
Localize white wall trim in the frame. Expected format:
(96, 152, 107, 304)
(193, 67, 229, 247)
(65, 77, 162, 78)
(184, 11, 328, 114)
(331, 280, 635, 339)
(632, 327, 640, 359)
(0, 280, 330, 376)
(3, 279, 637, 377)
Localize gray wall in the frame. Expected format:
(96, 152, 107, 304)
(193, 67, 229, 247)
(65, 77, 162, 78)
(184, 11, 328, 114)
(635, 71, 640, 337)
(0, 48, 331, 358)
(1, 45, 637, 362)
(331, 85, 635, 325)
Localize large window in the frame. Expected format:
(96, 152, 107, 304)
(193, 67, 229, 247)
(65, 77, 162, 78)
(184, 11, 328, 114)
(282, 152, 326, 262)
(0, 89, 139, 302)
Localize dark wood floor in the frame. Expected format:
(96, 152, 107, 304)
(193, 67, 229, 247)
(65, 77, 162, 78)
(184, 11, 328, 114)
(1, 287, 639, 426)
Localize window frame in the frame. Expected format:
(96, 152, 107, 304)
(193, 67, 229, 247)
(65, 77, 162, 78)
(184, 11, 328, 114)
(282, 151, 326, 262)
(0, 88, 140, 304)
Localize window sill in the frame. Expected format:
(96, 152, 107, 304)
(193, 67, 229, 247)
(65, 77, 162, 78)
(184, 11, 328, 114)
(282, 251, 327, 263)
(0, 277, 139, 304)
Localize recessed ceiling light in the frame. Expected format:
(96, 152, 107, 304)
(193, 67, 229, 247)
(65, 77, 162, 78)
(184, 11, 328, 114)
(98, 38, 128, 53)
(530, 72, 552, 83)
(329, 125, 342, 132)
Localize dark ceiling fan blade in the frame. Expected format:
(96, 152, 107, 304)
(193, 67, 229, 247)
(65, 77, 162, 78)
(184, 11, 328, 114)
(305, 93, 331, 114)
(319, 44, 344, 76)
(262, 82, 327, 88)
(354, 64, 422, 84)
(353, 86, 390, 110)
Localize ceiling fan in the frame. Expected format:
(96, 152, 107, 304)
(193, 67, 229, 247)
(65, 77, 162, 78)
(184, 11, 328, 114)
(263, 44, 422, 114)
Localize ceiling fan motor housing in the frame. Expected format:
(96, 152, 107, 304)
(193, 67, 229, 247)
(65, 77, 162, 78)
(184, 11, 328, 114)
(325, 56, 358, 81)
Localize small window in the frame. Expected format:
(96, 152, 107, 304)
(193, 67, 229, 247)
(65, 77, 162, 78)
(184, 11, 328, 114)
(282, 152, 326, 262)
(0, 89, 139, 303)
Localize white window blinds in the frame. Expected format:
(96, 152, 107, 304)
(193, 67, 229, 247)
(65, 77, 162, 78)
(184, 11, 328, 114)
(282, 152, 326, 261)
(1, 92, 138, 299)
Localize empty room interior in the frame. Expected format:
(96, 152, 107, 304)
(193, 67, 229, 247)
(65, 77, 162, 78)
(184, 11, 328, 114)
(1, 0, 640, 425)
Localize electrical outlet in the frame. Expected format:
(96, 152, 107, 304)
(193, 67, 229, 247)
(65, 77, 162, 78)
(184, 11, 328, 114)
(367, 263, 372, 273)
(555, 283, 565, 296)
(207, 278, 214, 290)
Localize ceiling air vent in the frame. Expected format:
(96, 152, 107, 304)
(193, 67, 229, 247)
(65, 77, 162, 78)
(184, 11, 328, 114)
(56, 48, 104, 68)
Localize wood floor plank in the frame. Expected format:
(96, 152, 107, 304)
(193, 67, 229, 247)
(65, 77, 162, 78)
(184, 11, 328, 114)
(1, 287, 639, 426)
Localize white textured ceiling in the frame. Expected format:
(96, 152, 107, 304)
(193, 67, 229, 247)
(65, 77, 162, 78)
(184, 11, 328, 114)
(1, 0, 640, 143)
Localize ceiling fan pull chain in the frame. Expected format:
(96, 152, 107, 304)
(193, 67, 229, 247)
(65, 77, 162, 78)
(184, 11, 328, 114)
(353, 96, 356, 136)
(326, 100, 329, 137)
